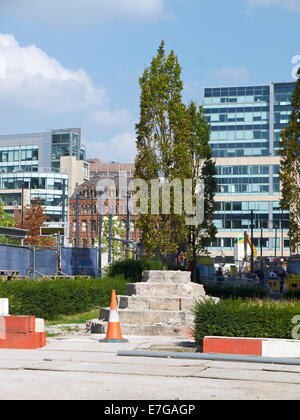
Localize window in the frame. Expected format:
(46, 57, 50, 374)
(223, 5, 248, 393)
(91, 220, 97, 233)
(82, 238, 87, 248)
(82, 220, 87, 232)
(130, 221, 135, 233)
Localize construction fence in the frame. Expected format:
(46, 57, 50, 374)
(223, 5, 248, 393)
(0, 244, 98, 278)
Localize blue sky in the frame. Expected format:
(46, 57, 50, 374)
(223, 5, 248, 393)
(0, 0, 299, 162)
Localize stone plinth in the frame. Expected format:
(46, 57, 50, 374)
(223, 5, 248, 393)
(88, 270, 218, 337)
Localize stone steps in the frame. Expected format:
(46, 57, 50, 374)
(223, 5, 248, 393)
(118, 295, 199, 311)
(125, 282, 206, 298)
(89, 320, 192, 337)
(100, 308, 194, 326)
(88, 270, 218, 337)
(142, 271, 191, 284)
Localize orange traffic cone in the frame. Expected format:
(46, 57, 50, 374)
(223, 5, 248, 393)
(100, 290, 128, 343)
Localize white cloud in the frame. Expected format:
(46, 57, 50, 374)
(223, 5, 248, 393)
(246, 0, 300, 12)
(86, 133, 137, 163)
(211, 66, 251, 84)
(0, 33, 106, 112)
(88, 108, 136, 129)
(0, 0, 170, 25)
(0, 33, 137, 163)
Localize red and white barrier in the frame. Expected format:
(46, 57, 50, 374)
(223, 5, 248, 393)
(203, 336, 300, 358)
(0, 299, 46, 349)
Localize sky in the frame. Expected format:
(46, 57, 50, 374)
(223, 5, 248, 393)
(0, 0, 299, 163)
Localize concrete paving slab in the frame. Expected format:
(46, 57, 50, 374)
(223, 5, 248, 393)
(0, 335, 300, 400)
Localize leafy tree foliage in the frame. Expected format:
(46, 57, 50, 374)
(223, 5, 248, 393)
(135, 41, 191, 268)
(135, 42, 216, 269)
(279, 68, 300, 254)
(0, 201, 15, 244)
(16, 198, 55, 247)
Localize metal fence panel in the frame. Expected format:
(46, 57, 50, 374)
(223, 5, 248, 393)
(61, 248, 98, 278)
(35, 249, 57, 276)
(0, 245, 31, 276)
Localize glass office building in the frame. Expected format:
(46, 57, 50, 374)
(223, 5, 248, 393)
(203, 82, 295, 260)
(0, 128, 86, 224)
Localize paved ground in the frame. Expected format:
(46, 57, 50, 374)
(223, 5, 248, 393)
(0, 334, 300, 400)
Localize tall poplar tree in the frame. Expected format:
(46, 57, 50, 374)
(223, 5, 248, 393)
(279, 69, 300, 254)
(135, 41, 190, 268)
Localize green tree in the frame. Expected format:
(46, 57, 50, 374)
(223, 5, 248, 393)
(16, 197, 55, 247)
(135, 41, 191, 269)
(0, 201, 15, 244)
(185, 101, 217, 281)
(101, 217, 126, 262)
(279, 69, 300, 254)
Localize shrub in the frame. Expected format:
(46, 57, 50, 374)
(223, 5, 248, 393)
(0, 275, 127, 321)
(284, 290, 300, 299)
(193, 298, 300, 342)
(203, 285, 267, 300)
(107, 258, 163, 283)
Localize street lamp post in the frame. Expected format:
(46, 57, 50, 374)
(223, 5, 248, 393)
(126, 192, 131, 259)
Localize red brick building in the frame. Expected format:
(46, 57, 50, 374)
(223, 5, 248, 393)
(69, 176, 140, 249)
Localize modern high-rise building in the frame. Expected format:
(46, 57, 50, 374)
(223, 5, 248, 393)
(0, 128, 89, 228)
(203, 82, 295, 261)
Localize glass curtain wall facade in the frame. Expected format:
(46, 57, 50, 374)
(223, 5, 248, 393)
(203, 82, 295, 260)
(51, 128, 82, 172)
(0, 173, 68, 222)
(0, 128, 82, 224)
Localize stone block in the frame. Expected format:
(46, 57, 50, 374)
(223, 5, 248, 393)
(0, 298, 9, 316)
(0, 331, 46, 349)
(126, 282, 206, 298)
(118, 296, 150, 310)
(35, 318, 45, 333)
(89, 319, 191, 337)
(142, 271, 191, 284)
(1, 316, 35, 334)
(100, 308, 193, 326)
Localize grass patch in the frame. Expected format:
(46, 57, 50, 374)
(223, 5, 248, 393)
(45, 309, 100, 326)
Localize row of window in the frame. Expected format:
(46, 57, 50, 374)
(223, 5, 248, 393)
(205, 106, 270, 114)
(73, 238, 97, 248)
(0, 148, 38, 163)
(30, 193, 67, 208)
(0, 176, 68, 191)
(213, 219, 289, 230)
(217, 184, 270, 194)
(209, 237, 290, 250)
(0, 165, 39, 173)
(216, 165, 270, 176)
(210, 124, 270, 132)
(212, 149, 270, 158)
(217, 177, 270, 184)
(73, 220, 98, 233)
(204, 96, 269, 105)
(211, 142, 269, 149)
(205, 86, 270, 96)
(72, 219, 136, 233)
(206, 114, 268, 123)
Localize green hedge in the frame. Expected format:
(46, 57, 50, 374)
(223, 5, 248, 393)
(0, 276, 127, 321)
(203, 285, 267, 300)
(108, 258, 163, 283)
(193, 298, 300, 342)
(284, 290, 300, 299)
